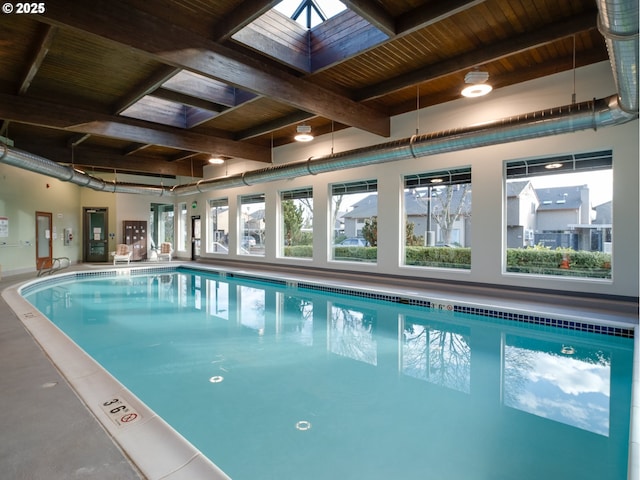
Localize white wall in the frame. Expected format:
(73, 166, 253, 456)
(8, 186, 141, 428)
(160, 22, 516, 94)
(198, 61, 639, 298)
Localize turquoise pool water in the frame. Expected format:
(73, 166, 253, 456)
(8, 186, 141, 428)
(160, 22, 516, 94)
(23, 269, 634, 480)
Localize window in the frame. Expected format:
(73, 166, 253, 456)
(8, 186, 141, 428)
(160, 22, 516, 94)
(149, 203, 174, 249)
(208, 198, 229, 254)
(403, 167, 472, 269)
(177, 202, 188, 252)
(504, 150, 612, 279)
(239, 193, 265, 256)
(330, 179, 377, 263)
(280, 187, 313, 258)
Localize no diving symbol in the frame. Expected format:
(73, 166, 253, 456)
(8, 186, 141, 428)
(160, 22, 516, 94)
(121, 413, 138, 423)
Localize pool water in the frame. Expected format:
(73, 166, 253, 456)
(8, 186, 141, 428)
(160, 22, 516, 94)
(24, 269, 634, 480)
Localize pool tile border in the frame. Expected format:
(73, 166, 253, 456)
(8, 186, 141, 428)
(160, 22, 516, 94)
(19, 266, 635, 340)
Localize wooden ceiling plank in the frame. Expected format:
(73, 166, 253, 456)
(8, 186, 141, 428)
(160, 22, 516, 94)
(18, 24, 57, 95)
(0, 92, 271, 162)
(354, 11, 598, 101)
(37, 0, 390, 138)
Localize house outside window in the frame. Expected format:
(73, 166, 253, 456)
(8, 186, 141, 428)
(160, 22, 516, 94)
(330, 179, 377, 263)
(504, 150, 613, 279)
(403, 167, 472, 269)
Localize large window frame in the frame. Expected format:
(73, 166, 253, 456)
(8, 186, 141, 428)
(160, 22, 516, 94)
(208, 198, 229, 254)
(504, 150, 613, 279)
(330, 179, 378, 263)
(280, 187, 313, 258)
(402, 167, 472, 269)
(239, 193, 266, 256)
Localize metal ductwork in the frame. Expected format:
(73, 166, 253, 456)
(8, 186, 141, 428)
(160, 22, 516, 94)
(597, 0, 639, 113)
(0, 0, 637, 195)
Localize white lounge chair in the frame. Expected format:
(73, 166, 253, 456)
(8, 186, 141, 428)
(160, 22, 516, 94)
(112, 244, 132, 265)
(157, 242, 173, 262)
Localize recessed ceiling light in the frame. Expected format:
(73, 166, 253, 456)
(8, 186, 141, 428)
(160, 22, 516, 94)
(208, 156, 225, 165)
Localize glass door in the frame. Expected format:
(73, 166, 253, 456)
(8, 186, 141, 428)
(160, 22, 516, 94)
(191, 215, 201, 261)
(84, 208, 109, 262)
(35, 211, 52, 270)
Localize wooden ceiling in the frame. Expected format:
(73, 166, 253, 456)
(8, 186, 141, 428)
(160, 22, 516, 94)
(0, 0, 608, 178)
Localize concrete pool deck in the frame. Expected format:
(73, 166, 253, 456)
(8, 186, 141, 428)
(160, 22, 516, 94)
(1, 262, 638, 479)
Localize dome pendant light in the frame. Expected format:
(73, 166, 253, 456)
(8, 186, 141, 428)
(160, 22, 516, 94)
(461, 71, 492, 98)
(294, 124, 314, 142)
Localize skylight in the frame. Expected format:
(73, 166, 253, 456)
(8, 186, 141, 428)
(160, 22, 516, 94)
(274, 0, 346, 29)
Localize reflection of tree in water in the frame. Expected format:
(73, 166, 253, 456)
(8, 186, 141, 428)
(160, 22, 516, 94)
(403, 323, 471, 393)
(330, 306, 377, 365)
(283, 295, 314, 343)
(502, 346, 536, 406)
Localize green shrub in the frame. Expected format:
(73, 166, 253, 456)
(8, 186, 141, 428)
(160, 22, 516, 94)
(283, 245, 313, 258)
(405, 246, 471, 269)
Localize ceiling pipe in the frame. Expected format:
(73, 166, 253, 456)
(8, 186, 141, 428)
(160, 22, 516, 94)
(0, 0, 637, 195)
(597, 0, 639, 113)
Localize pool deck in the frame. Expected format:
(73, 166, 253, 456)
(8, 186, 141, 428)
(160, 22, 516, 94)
(1, 261, 638, 480)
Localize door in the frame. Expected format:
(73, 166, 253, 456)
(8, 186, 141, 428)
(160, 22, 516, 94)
(191, 215, 201, 261)
(84, 208, 109, 262)
(35, 211, 52, 270)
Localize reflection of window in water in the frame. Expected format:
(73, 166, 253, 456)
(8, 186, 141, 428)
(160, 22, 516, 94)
(329, 304, 377, 365)
(401, 319, 471, 393)
(206, 279, 228, 320)
(503, 335, 611, 436)
(239, 286, 265, 331)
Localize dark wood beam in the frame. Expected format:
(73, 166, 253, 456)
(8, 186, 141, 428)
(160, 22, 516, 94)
(38, 0, 390, 138)
(150, 88, 228, 113)
(212, 0, 280, 42)
(19, 24, 57, 95)
(354, 12, 598, 101)
(12, 140, 203, 177)
(236, 111, 315, 141)
(395, 0, 486, 36)
(67, 133, 91, 147)
(340, 0, 395, 37)
(113, 65, 181, 115)
(123, 143, 150, 156)
(0, 93, 271, 162)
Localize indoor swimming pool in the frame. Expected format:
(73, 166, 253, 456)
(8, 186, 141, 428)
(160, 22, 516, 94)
(20, 267, 635, 480)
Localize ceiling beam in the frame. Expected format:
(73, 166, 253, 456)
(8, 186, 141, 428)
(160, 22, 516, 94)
(150, 88, 228, 113)
(67, 133, 91, 147)
(212, 0, 280, 42)
(395, 0, 486, 36)
(113, 65, 181, 115)
(38, 0, 390, 138)
(11, 140, 203, 177)
(19, 24, 57, 95)
(340, 0, 395, 37)
(0, 93, 271, 162)
(354, 12, 598, 102)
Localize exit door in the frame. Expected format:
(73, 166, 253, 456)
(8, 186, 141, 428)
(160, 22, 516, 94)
(84, 208, 109, 262)
(191, 215, 201, 261)
(35, 211, 52, 270)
